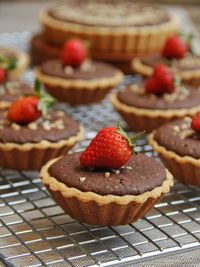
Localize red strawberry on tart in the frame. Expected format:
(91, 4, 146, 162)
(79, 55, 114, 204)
(0, 80, 84, 170)
(110, 64, 200, 132)
(132, 34, 200, 87)
(149, 115, 200, 187)
(35, 39, 124, 105)
(40, 125, 173, 226)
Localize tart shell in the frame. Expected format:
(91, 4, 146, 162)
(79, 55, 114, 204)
(148, 132, 200, 186)
(40, 157, 173, 226)
(0, 126, 84, 171)
(110, 93, 200, 133)
(40, 11, 178, 59)
(9, 51, 30, 81)
(35, 68, 124, 105)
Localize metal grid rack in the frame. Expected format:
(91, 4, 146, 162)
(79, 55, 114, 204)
(1, 32, 200, 267)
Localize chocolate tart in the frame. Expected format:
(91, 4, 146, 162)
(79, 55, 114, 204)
(0, 110, 84, 170)
(40, 1, 178, 60)
(132, 54, 200, 87)
(0, 47, 29, 80)
(110, 82, 200, 133)
(35, 59, 123, 105)
(0, 82, 33, 109)
(40, 152, 173, 226)
(148, 117, 200, 186)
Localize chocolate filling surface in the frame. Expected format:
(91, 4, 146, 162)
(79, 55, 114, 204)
(0, 111, 80, 144)
(40, 60, 118, 80)
(141, 54, 200, 71)
(48, 152, 166, 196)
(0, 83, 33, 102)
(48, 1, 170, 27)
(117, 85, 200, 110)
(154, 119, 200, 159)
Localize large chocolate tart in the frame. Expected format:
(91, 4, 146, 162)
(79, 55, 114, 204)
(40, 152, 173, 226)
(148, 117, 200, 186)
(110, 83, 200, 132)
(35, 59, 123, 105)
(132, 54, 200, 87)
(40, 1, 178, 60)
(0, 109, 84, 170)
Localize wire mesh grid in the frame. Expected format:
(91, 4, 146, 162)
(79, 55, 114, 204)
(1, 32, 200, 267)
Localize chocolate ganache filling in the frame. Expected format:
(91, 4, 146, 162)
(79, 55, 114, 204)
(0, 83, 33, 102)
(40, 60, 118, 80)
(117, 84, 200, 110)
(0, 110, 80, 144)
(154, 118, 200, 159)
(48, 152, 166, 196)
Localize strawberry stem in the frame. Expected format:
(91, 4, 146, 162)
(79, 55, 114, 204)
(116, 123, 145, 153)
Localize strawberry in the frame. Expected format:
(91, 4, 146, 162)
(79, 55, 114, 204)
(7, 79, 55, 124)
(145, 64, 175, 94)
(80, 125, 143, 169)
(7, 96, 41, 124)
(162, 35, 188, 59)
(0, 68, 6, 84)
(191, 114, 200, 132)
(61, 39, 87, 67)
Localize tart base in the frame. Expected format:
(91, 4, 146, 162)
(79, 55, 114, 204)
(110, 93, 200, 133)
(35, 68, 123, 105)
(148, 132, 200, 187)
(40, 157, 173, 226)
(0, 126, 84, 171)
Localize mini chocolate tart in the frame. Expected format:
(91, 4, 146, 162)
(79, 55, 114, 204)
(148, 117, 200, 186)
(0, 82, 33, 109)
(40, 1, 178, 60)
(0, 109, 84, 170)
(40, 152, 173, 226)
(132, 54, 200, 87)
(110, 82, 200, 132)
(35, 59, 124, 105)
(0, 47, 29, 80)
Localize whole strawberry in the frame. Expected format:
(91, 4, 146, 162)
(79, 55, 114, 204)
(0, 68, 6, 84)
(61, 39, 87, 67)
(80, 125, 142, 169)
(162, 35, 188, 59)
(7, 79, 55, 124)
(145, 64, 175, 94)
(7, 96, 41, 124)
(191, 114, 200, 132)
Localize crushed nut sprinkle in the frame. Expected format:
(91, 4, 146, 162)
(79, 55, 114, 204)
(180, 129, 195, 139)
(28, 122, 38, 130)
(173, 125, 180, 133)
(79, 177, 86, 182)
(80, 59, 94, 72)
(57, 111, 65, 117)
(11, 123, 21, 130)
(64, 66, 74, 75)
(125, 166, 132, 170)
(43, 120, 52, 131)
(105, 172, 110, 178)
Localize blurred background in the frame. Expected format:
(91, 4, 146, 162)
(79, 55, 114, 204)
(0, 0, 200, 33)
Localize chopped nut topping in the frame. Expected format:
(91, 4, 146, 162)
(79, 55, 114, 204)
(28, 122, 38, 130)
(11, 123, 21, 130)
(173, 125, 180, 133)
(126, 166, 132, 170)
(180, 129, 195, 139)
(64, 66, 74, 75)
(57, 111, 65, 117)
(43, 120, 51, 131)
(114, 170, 120, 174)
(105, 172, 110, 178)
(80, 59, 94, 72)
(79, 177, 86, 182)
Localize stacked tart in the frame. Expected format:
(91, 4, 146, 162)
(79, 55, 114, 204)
(0, 47, 29, 80)
(40, 125, 173, 226)
(0, 81, 83, 170)
(132, 34, 200, 87)
(111, 64, 200, 132)
(35, 39, 123, 105)
(149, 115, 200, 187)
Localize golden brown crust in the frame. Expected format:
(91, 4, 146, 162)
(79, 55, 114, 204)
(35, 67, 124, 90)
(0, 126, 84, 151)
(40, 156, 173, 205)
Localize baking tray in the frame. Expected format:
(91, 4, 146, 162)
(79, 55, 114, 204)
(1, 32, 200, 267)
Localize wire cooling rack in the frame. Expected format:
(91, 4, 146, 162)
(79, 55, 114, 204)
(1, 32, 200, 267)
